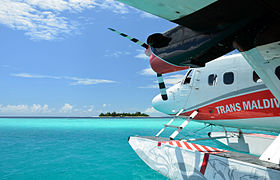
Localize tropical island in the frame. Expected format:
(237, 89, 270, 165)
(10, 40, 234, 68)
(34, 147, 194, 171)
(99, 112, 149, 117)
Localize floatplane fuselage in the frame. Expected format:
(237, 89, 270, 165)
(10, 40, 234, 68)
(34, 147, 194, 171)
(152, 54, 280, 132)
(109, 0, 280, 178)
(127, 53, 280, 180)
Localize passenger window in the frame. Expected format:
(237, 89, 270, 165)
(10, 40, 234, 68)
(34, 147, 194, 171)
(276, 66, 280, 80)
(223, 72, 234, 85)
(253, 71, 262, 83)
(183, 70, 193, 84)
(208, 74, 217, 86)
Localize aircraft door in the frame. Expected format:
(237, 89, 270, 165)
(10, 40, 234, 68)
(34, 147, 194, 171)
(177, 69, 195, 107)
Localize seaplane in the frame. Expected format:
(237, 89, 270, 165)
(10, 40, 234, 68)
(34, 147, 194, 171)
(109, 0, 280, 179)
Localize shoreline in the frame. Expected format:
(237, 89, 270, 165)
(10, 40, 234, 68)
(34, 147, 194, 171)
(0, 116, 171, 119)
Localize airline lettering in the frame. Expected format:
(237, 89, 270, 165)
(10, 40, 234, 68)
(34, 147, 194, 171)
(215, 98, 280, 114)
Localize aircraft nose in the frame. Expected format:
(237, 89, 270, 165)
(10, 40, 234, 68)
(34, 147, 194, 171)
(152, 93, 176, 115)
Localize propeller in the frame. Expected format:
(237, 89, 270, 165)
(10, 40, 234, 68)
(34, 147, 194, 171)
(108, 28, 149, 49)
(157, 73, 168, 101)
(108, 28, 168, 101)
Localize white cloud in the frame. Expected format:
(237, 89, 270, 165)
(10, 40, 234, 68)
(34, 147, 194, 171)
(60, 103, 73, 112)
(139, 67, 155, 76)
(0, 0, 158, 40)
(164, 74, 185, 85)
(11, 73, 116, 85)
(139, 73, 185, 88)
(0, 104, 52, 114)
(0, 103, 165, 117)
(63, 104, 98, 116)
(144, 107, 165, 116)
(68, 77, 114, 85)
(135, 50, 149, 60)
(105, 50, 130, 58)
(0, 0, 73, 40)
(144, 107, 157, 114)
(87, 107, 94, 112)
(139, 84, 158, 89)
(0, 103, 104, 116)
(0, 0, 129, 40)
(140, 12, 159, 19)
(12, 73, 60, 79)
(97, 0, 129, 14)
(0, 104, 28, 112)
(30, 104, 50, 113)
(102, 104, 110, 108)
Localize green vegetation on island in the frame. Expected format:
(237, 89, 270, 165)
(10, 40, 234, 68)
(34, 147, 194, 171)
(99, 112, 149, 117)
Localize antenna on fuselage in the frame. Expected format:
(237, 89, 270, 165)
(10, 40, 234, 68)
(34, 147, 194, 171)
(108, 28, 168, 101)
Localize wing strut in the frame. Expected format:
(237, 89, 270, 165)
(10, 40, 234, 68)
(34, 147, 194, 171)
(238, 42, 280, 102)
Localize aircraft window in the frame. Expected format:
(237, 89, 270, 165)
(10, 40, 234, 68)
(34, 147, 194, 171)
(253, 71, 262, 83)
(223, 72, 234, 85)
(276, 66, 280, 80)
(183, 70, 193, 84)
(208, 74, 217, 86)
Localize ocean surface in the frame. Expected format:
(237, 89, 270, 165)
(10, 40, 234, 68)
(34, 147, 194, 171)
(0, 118, 276, 180)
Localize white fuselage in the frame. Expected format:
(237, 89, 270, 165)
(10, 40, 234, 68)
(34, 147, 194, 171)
(153, 54, 280, 132)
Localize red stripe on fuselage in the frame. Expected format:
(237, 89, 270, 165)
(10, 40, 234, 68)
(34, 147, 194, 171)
(180, 90, 280, 120)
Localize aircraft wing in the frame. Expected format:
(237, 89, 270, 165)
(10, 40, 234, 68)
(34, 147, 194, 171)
(116, 0, 280, 102)
(118, 0, 266, 33)
(117, 0, 216, 25)
(118, 0, 280, 68)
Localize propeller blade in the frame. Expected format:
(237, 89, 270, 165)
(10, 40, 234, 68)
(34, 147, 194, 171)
(108, 28, 167, 100)
(157, 73, 168, 101)
(108, 28, 149, 49)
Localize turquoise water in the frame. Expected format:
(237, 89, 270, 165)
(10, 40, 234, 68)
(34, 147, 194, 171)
(0, 118, 276, 179)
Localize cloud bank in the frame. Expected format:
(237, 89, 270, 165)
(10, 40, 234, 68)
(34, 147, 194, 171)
(0, 0, 129, 40)
(11, 73, 116, 85)
(0, 104, 52, 114)
(0, 103, 93, 116)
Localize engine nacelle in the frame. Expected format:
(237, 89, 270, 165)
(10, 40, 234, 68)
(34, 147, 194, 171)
(146, 47, 189, 74)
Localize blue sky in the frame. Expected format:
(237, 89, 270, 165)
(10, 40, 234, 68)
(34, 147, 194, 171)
(0, 0, 186, 116)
